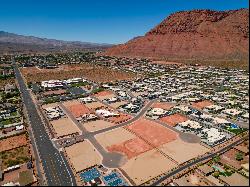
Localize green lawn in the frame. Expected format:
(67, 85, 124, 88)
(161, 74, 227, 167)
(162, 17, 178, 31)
(226, 127, 246, 135)
(70, 82, 89, 87)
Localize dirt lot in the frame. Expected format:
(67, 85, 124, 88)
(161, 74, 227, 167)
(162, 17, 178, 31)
(94, 90, 116, 100)
(82, 120, 115, 132)
(125, 118, 178, 147)
(152, 102, 174, 110)
(160, 113, 189, 127)
(21, 64, 136, 83)
(85, 101, 106, 110)
(0, 78, 15, 89)
(159, 139, 209, 164)
(191, 100, 213, 109)
(121, 149, 177, 185)
(107, 137, 152, 159)
(42, 103, 59, 109)
(0, 146, 30, 169)
(109, 101, 127, 109)
(65, 141, 101, 173)
(0, 134, 28, 152)
(95, 128, 136, 149)
(108, 113, 132, 124)
(63, 100, 91, 118)
(43, 89, 66, 96)
(50, 118, 81, 138)
(221, 148, 249, 169)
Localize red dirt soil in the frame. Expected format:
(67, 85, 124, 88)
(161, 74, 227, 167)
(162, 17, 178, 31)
(105, 9, 249, 62)
(152, 102, 174, 110)
(125, 118, 178, 146)
(107, 138, 152, 159)
(108, 113, 132, 124)
(94, 90, 114, 97)
(160, 113, 189, 127)
(43, 89, 66, 96)
(107, 118, 178, 158)
(191, 100, 213, 109)
(68, 104, 91, 118)
(0, 134, 28, 152)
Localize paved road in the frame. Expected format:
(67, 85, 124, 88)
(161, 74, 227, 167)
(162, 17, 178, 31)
(187, 104, 249, 129)
(14, 64, 76, 186)
(151, 136, 248, 186)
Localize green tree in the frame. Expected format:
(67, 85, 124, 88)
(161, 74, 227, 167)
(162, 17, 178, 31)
(213, 171, 220, 178)
(235, 152, 244, 161)
(213, 155, 220, 163)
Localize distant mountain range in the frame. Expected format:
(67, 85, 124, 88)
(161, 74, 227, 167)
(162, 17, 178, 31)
(105, 9, 249, 64)
(0, 31, 113, 54)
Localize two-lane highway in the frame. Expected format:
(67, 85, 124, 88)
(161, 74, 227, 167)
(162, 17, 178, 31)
(14, 64, 76, 186)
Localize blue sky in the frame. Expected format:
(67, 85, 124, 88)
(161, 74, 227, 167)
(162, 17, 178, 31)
(0, 0, 248, 44)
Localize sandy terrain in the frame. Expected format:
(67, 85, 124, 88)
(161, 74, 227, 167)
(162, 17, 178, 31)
(107, 137, 152, 159)
(159, 138, 209, 164)
(0, 134, 28, 152)
(160, 113, 189, 127)
(95, 128, 136, 149)
(106, 118, 178, 159)
(94, 91, 116, 100)
(191, 100, 213, 109)
(125, 118, 178, 147)
(108, 113, 132, 124)
(65, 141, 101, 173)
(20, 64, 136, 83)
(109, 101, 127, 108)
(42, 103, 59, 109)
(85, 101, 106, 110)
(121, 149, 177, 185)
(50, 118, 81, 138)
(43, 89, 66, 96)
(152, 102, 174, 110)
(63, 100, 91, 118)
(82, 120, 115, 132)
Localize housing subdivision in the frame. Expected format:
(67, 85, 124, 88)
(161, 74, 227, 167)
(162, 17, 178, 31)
(1, 52, 248, 186)
(0, 57, 38, 186)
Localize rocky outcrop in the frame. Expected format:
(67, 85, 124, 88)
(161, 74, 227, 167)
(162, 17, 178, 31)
(105, 9, 249, 61)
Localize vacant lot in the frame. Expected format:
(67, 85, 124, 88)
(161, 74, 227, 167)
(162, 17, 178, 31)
(107, 137, 152, 159)
(109, 101, 127, 109)
(43, 89, 66, 96)
(85, 101, 106, 110)
(94, 90, 116, 100)
(159, 139, 209, 164)
(125, 118, 178, 147)
(108, 113, 132, 124)
(95, 128, 136, 149)
(63, 100, 91, 118)
(191, 100, 213, 109)
(50, 118, 81, 138)
(0, 146, 30, 169)
(0, 134, 28, 152)
(152, 102, 174, 110)
(82, 120, 115, 132)
(65, 141, 101, 173)
(0, 78, 15, 89)
(121, 149, 177, 185)
(21, 64, 136, 83)
(42, 103, 59, 109)
(160, 113, 189, 127)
